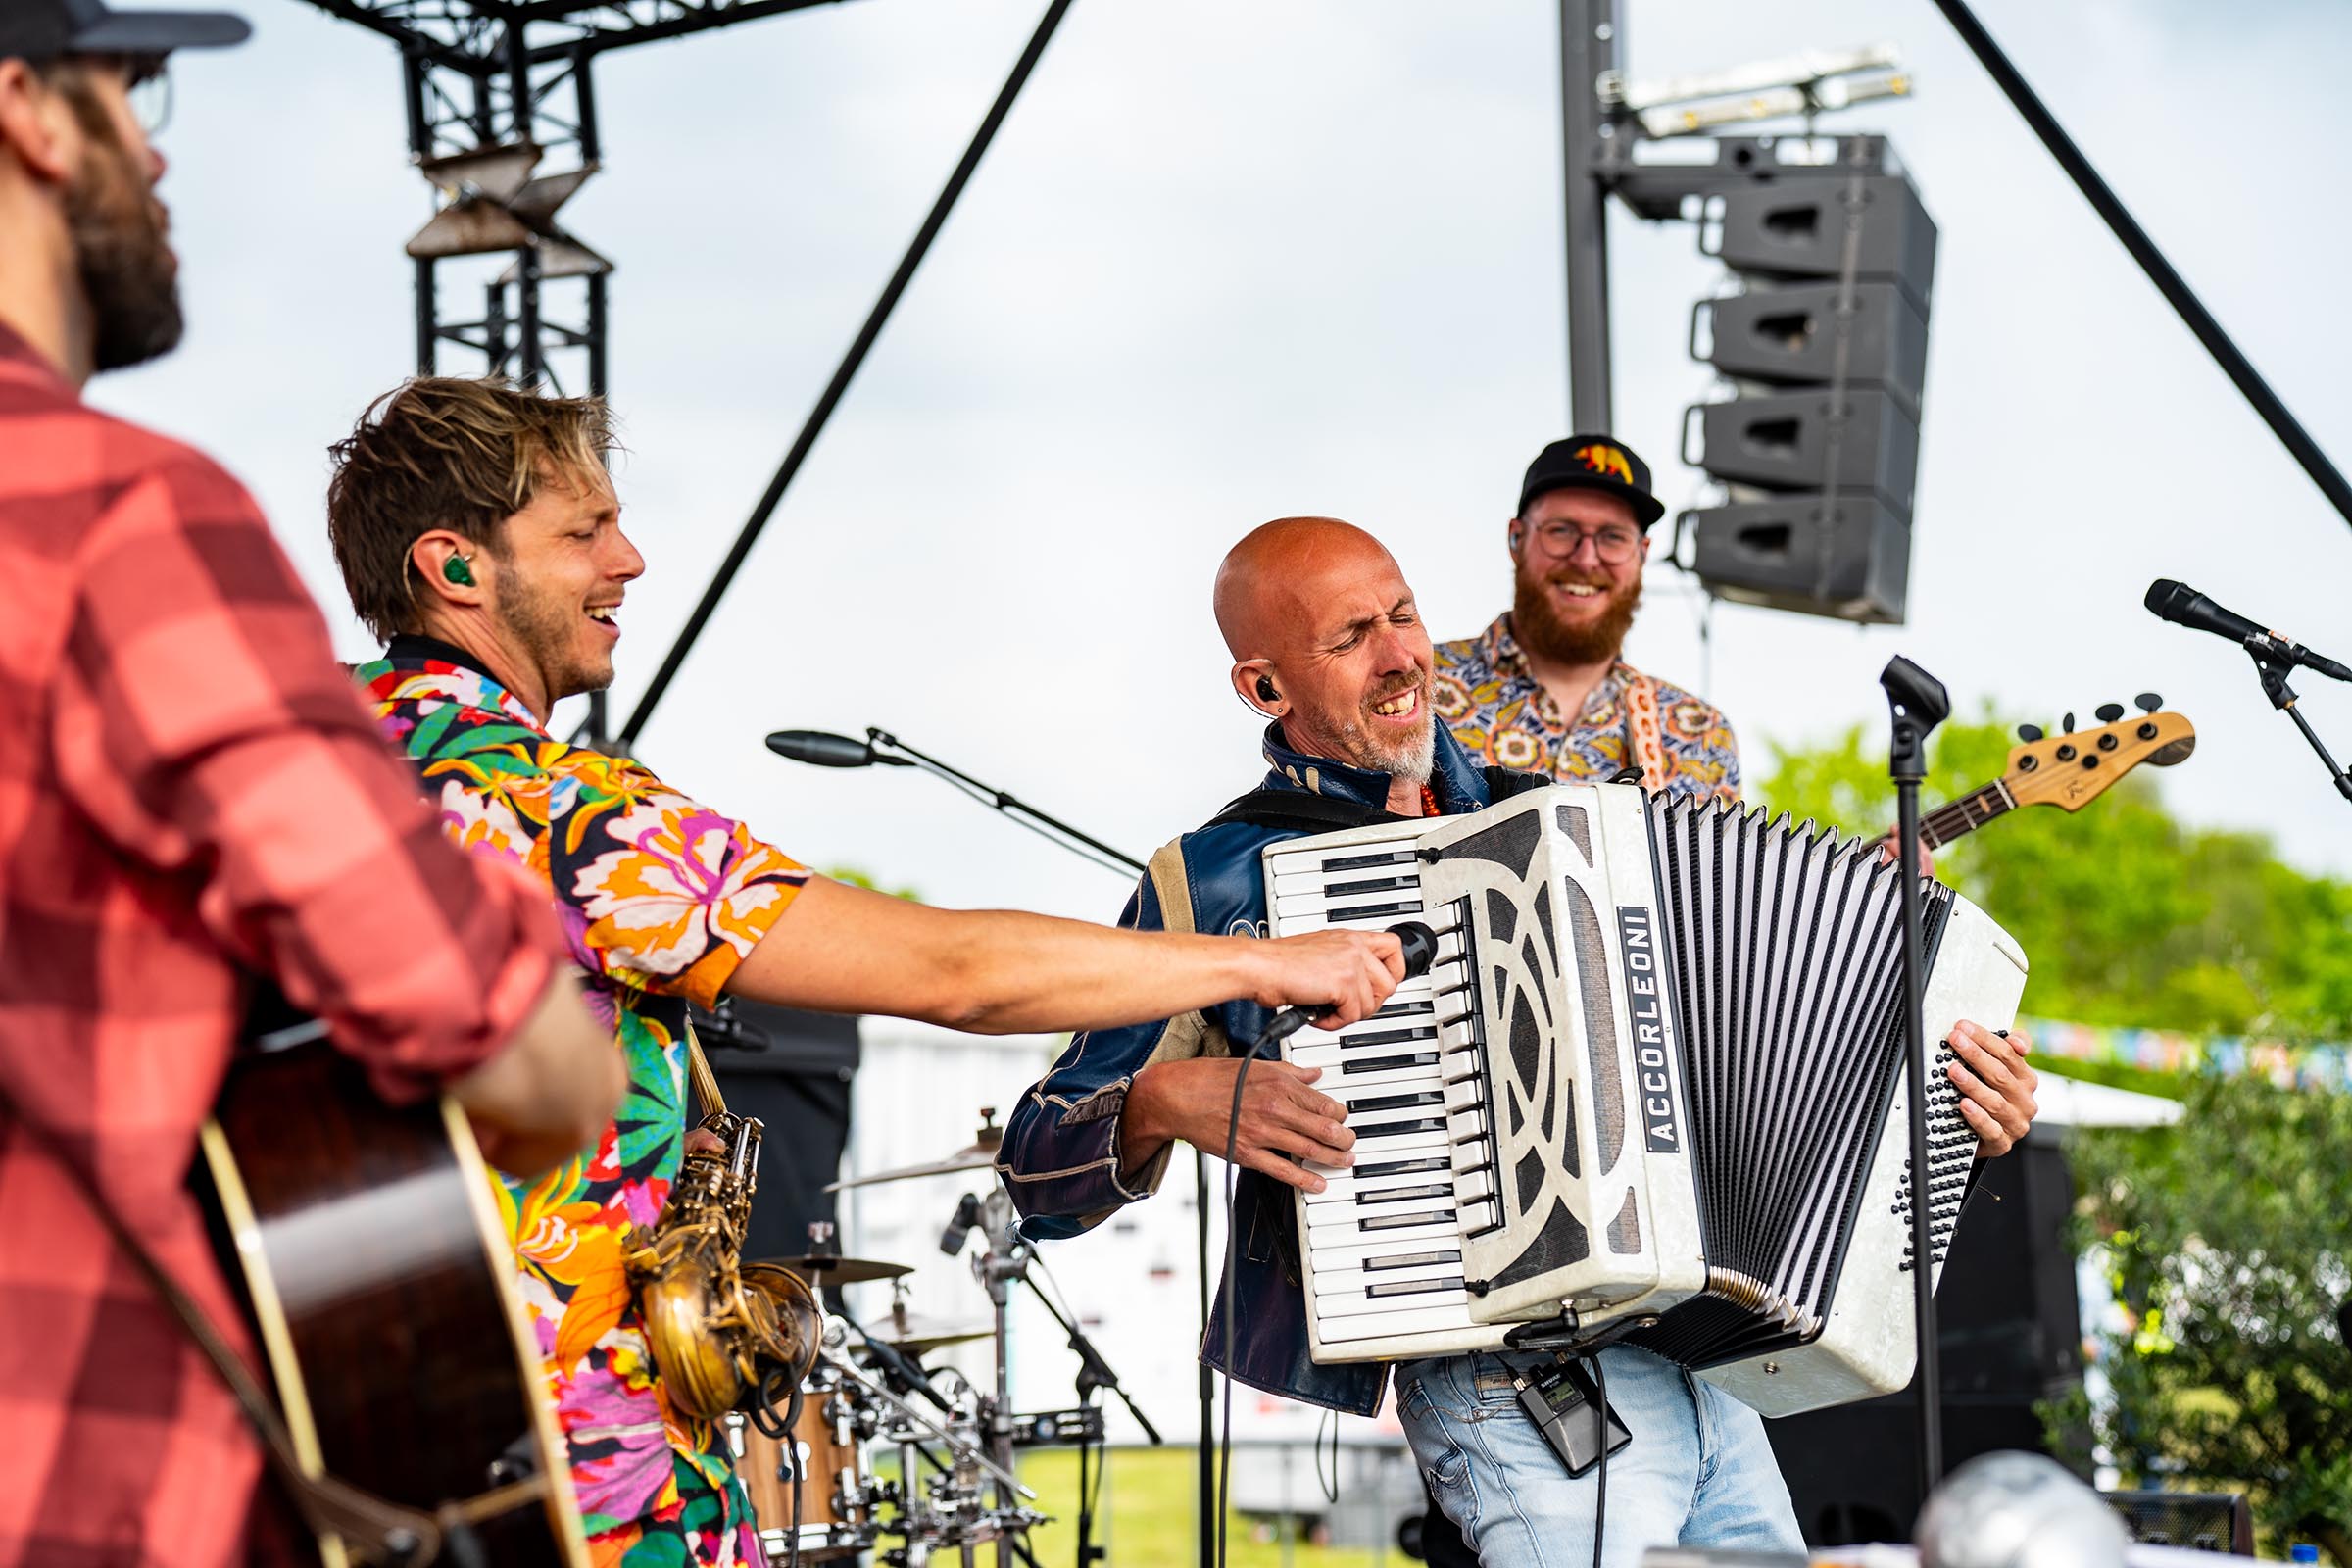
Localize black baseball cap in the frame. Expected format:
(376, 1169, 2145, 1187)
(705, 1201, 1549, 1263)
(0, 0, 249, 65)
(1516, 434, 1666, 528)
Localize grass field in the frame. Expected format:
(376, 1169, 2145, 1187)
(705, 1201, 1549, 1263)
(871, 1446, 1419, 1568)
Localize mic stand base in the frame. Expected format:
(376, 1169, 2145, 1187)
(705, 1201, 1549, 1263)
(2250, 649, 2352, 803)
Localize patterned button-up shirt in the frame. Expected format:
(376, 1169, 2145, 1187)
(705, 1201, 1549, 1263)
(1432, 612, 1741, 806)
(0, 327, 562, 1568)
(359, 639, 811, 1568)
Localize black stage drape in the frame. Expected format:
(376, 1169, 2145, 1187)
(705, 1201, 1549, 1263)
(693, 1001, 859, 1261)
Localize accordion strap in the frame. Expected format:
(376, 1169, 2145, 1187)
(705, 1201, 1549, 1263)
(1206, 766, 1550, 836)
(1204, 790, 1407, 834)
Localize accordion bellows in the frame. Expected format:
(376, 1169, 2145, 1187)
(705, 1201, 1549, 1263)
(1259, 781, 2028, 1417)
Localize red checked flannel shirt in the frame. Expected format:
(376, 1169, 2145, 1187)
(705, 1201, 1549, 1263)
(0, 322, 567, 1568)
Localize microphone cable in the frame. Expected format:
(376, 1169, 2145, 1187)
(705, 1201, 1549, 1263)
(1590, 1352, 1609, 1568)
(1215, 1019, 1277, 1568)
(1212, 919, 1440, 1568)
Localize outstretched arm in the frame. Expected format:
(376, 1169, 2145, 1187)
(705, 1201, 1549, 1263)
(725, 876, 1401, 1035)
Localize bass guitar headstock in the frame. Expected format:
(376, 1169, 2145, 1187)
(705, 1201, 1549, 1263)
(2004, 694, 2195, 812)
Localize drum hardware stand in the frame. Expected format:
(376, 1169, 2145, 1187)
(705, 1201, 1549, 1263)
(1882, 654, 1952, 1498)
(970, 1186, 1036, 1568)
(817, 1340, 1034, 1499)
(2246, 645, 2352, 804)
(1019, 1261, 1157, 1568)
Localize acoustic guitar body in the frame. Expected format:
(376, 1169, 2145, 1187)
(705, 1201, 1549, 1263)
(192, 1043, 587, 1568)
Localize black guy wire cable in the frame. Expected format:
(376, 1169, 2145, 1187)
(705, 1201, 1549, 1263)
(1930, 0, 2352, 534)
(618, 0, 1078, 745)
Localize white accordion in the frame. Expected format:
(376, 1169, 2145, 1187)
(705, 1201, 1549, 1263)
(1259, 781, 2029, 1416)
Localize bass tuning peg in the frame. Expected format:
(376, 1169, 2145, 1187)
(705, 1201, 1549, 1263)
(2061, 711, 2076, 734)
(2135, 692, 2162, 712)
(2016, 723, 2043, 743)
(2096, 702, 2125, 724)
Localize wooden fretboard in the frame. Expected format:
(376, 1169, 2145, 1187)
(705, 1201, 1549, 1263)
(1919, 778, 2020, 850)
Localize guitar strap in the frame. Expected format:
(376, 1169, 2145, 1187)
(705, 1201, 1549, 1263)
(0, 1080, 549, 1565)
(1622, 669, 1672, 788)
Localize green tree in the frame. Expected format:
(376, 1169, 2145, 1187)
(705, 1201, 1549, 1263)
(824, 865, 923, 902)
(1755, 711, 2352, 1042)
(1761, 713, 2352, 1557)
(2056, 1072, 2352, 1562)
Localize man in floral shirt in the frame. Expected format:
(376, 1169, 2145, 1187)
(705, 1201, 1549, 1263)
(1433, 435, 1740, 807)
(323, 377, 1406, 1568)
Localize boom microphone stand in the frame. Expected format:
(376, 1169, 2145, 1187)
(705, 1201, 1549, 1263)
(1881, 656, 1950, 1498)
(2143, 579, 2352, 804)
(2248, 651, 2352, 805)
(766, 725, 1223, 1568)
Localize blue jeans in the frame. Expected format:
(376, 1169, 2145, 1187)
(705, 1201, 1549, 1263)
(1393, 1346, 1804, 1568)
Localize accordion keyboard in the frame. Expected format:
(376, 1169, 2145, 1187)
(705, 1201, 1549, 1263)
(1265, 832, 1497, 1347)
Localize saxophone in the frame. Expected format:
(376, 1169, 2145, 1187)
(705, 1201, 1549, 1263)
(624, 1042, 821, 1423)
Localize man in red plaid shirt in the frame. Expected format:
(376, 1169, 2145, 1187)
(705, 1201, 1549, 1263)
(0, 7, 625, 1565)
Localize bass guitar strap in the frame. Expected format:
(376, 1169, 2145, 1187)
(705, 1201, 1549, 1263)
(1622, 670, 1672, 789)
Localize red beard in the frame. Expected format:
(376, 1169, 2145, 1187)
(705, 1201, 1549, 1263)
(1512, 565, 1642, 665)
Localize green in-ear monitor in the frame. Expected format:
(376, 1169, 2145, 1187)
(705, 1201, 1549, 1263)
(442, 554, 474, 587)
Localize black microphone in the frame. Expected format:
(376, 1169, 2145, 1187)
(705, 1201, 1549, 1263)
(938, 1191, 982, 1257)
(1255, 919, 1441, 1051)
(856, 1327, 955, 1414)
(764, 728, 915, 768)
(2145, 579, 2352, 683)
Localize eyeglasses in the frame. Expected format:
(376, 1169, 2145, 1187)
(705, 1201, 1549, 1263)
(125, 60, 172, 137)
(1521, 518, 1642, 564)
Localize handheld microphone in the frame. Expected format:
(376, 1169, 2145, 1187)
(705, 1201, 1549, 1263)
(1255, 919, 1441, 1052)
(764, 729, 915, 768)
(2144, 579, 2352, 683)
(938, 1191, 982, 1257)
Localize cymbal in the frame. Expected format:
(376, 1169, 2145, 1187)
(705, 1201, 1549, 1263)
(825, 1108, 1004, 1193)
(760, 1253, 911, 1286)
(864, 1311, 993, 1356)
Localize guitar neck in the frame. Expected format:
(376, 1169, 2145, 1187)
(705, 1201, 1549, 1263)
(1918, 778, 2017, 851)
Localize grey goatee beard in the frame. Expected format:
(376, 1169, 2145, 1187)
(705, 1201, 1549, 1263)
(1333, 674, 1435, 788)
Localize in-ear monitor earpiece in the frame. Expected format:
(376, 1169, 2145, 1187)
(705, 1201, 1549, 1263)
(1255, 675, 1279, 705)
(443, 554, 474, 587)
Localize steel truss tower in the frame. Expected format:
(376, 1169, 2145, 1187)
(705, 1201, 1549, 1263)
(300, 2, 844, 397)
(299, 1, 849, 736)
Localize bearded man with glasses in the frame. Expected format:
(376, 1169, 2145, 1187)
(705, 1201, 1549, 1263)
(1433, 436, 1740, 807)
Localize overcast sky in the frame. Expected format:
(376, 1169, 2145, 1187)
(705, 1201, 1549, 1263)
(94, 0, 2352, 932)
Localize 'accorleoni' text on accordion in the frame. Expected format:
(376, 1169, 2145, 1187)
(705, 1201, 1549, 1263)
(1259, 781, 2029, 1416)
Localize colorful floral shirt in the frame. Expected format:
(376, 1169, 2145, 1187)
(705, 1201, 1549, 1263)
(359, 638, 810, 1568)
(1431, 612, 1741, 806)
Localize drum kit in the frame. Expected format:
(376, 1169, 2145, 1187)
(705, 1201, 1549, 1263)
(727, 1109, 1147, 1568)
